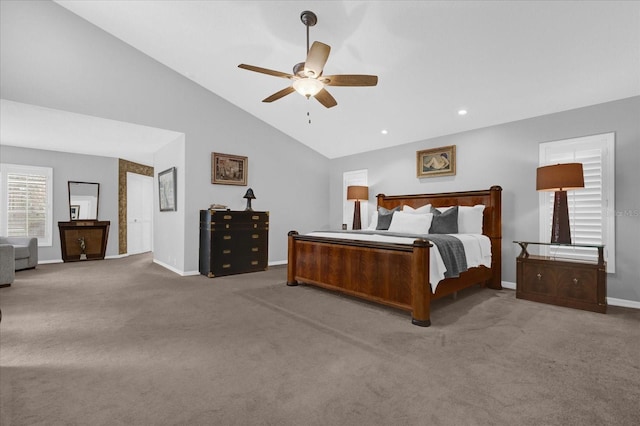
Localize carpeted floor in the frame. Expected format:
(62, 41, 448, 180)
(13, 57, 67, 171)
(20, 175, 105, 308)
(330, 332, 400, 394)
(1, 253, 639, 426)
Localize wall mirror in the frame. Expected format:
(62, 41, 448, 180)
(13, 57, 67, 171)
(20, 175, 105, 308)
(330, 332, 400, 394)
(68, 181, 100, 220)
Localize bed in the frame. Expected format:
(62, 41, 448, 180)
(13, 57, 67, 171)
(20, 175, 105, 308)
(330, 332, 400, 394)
(286, 186, 502, 326)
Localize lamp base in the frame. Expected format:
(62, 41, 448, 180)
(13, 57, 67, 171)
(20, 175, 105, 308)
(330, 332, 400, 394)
(551, 190, 571, 244)
(352, 200, 362, 230)
(245, 199, 253, 211)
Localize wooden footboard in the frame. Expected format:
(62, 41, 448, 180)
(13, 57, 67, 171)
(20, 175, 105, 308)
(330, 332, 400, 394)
(287, 231, 433, 326)
(287, 186, 502, 327)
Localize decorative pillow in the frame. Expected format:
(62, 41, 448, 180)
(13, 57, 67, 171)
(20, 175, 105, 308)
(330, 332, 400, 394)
(388, 211, 433, 234)
(458, 205, 485, 234)
(430, 206, 459, 234)
(435, 205, 485, 234)
(367, 212, 378, 230)
(402, 204, 432, 214)
(376, 206, 400, 230)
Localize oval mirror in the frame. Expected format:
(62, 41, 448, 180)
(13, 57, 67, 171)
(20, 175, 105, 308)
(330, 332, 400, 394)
(68, 181, 100, 220)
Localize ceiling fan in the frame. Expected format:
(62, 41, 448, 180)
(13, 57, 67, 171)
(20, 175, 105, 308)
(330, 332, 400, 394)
(238, 10, 378, 109)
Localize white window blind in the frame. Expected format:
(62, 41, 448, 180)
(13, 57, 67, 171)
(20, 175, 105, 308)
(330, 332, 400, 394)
(1, 164, 53, 246)
(539, 133, 615, 272)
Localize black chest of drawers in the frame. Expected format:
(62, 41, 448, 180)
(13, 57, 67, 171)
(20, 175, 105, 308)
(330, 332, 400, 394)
(199, 210, 269, 277)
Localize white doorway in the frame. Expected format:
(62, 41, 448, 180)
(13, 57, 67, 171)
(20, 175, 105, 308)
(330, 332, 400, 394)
(127, 172, 154, 255)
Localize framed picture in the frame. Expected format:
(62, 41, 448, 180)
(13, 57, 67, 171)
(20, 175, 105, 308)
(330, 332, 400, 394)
(70, 205, 80, 220)
(416, 145, 456, 178)
(158, 167, 177, 212)
(212, 152, 247, 186)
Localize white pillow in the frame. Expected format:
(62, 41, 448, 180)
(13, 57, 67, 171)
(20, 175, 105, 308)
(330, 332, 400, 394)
(436, 205, 485, 234)
(367, 211, 378, 230)
(388, 211, 433, 234)
(402, 204, 432, 214)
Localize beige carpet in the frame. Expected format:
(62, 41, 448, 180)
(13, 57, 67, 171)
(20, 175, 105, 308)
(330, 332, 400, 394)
(1, 254, 639, 426)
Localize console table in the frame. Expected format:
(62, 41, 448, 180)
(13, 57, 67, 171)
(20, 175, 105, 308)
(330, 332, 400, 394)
(58, 221, 110, 262)
(514, 241, 606, 313)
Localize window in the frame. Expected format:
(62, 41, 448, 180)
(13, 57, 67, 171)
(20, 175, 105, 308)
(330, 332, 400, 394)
(538, 133, 615, 272)
(0, 164, 53, 246)
(343, 169, 368, 229)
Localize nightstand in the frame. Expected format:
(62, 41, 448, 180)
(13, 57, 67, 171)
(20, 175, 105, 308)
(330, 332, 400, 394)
(514, 241, 606, 313)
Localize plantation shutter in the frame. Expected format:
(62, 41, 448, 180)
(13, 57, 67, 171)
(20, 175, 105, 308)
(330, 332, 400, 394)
(1, 164, 53, 246)
(539, 133, 615, 272)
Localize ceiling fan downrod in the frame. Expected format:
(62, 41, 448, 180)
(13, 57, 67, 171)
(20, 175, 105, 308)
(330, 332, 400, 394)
(300, 10, 317, 55)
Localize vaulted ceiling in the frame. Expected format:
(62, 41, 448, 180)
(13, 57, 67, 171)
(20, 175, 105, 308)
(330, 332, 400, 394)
(4, 1, 640, 160)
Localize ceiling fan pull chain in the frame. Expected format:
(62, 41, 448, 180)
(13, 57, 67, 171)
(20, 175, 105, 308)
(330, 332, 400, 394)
(307, 111, 311, 124)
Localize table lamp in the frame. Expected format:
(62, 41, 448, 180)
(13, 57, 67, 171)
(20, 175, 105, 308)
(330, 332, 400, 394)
(536, 163, 584, 244)
(347, 185, 368, 230)
(243, 188, 256, 211)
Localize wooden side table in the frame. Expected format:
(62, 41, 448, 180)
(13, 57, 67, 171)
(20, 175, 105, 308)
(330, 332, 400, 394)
(514, 241, 606, 313)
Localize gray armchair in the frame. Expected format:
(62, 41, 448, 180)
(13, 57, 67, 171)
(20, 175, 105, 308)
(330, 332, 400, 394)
(0, 236, 38, 271)
(0, 244, 15, 287)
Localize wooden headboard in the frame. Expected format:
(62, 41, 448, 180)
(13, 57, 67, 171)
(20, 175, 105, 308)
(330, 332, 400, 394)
(376, 186, 503, 284)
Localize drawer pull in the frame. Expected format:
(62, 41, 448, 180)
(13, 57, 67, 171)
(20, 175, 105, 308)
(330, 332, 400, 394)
(226, 224, 230, 229)
(536, 273, 542, 280)
(224, 215, 232, 220)
(222, 264, 231, 269)
(223, 249, 231, 254)
(251, 260, 259, 266)
(223, 235, 232, 240)
(252, 215, 259, 220)
(573, 278, 579, 284)
(251, 247, 259, 252)
(252, 234, 260, 239)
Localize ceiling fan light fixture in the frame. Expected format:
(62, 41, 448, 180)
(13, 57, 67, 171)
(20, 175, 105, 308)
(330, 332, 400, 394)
(293, 77, 324, 98)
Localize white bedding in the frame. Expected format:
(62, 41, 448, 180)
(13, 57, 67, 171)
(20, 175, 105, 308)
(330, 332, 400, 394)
(305, 231, 491, 291)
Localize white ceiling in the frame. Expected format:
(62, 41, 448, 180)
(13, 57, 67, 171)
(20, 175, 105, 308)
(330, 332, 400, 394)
(0, 99, 183, 165)
(4, 1, 640, 160)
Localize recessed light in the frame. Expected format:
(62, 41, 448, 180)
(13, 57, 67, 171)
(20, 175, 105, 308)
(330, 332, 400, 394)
(381, 129, 388, 135)
(458, 109, 468, 116)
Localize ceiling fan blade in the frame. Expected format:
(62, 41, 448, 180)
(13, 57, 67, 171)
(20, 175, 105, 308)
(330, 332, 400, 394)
(314, 88, 337, 108)
(304, 41, 331, 78)
(238, 64, 294, 79)
(262, 86, 296, 103)
(320, 75, 378, 87)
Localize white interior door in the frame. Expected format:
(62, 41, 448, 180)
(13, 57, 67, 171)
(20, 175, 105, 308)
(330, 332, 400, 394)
(127, 172, 153, 255)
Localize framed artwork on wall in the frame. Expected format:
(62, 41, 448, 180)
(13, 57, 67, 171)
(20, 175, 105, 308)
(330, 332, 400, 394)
(416, 145, 456, 178)
(158, 167, 177, 212)
(212, 152, 248, 186)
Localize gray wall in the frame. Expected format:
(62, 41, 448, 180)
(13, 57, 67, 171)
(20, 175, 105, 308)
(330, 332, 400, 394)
(0, 0, 330, 272)
(0, 145, 119, 260)
(330, 96, 640, 302)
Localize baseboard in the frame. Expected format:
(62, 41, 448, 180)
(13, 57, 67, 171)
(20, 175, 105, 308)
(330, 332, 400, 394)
(269, 260, 287, 266)
(38, 259, 63, 264)
(501, 281, 516, 290)
(607, 297, 640, 309)
(152, 259, 200, 276)
(501, 281, 638, 309)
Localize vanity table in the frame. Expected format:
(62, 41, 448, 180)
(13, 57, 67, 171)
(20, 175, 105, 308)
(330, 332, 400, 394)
(59, 221, 110, 261)
(58, 181, 110, 262)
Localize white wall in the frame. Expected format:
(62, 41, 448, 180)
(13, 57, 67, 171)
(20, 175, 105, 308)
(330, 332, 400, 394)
(0, 0, 330, 273)
(0, 145, 119, 261)
(330, 97, 640, 303)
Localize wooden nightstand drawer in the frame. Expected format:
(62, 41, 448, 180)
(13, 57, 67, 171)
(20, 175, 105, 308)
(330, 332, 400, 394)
(515, 241, 606, 314)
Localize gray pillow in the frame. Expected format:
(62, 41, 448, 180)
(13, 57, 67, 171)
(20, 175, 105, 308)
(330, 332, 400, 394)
(376, 206, 400, 230)
(430, 206, 459, 234)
